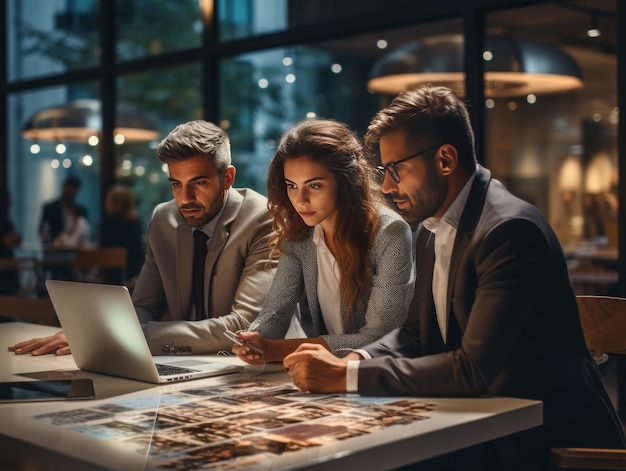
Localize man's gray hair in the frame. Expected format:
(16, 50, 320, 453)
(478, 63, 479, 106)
(156, 120, 232, 173)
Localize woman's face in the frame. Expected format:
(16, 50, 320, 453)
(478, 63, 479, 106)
(283, 156, 339, 234)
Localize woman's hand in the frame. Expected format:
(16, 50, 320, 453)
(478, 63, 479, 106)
(232, 331, 268, 365)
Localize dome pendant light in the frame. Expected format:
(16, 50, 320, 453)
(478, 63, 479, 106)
(367, 34, 584, 98)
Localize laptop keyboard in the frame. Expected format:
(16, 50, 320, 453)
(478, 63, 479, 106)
(156, 363, 200, 376)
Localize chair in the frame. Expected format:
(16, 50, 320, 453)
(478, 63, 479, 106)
(551, 295, 626, 470)
(0, 256, 38, 297)
(74, 247, 127, 284)
(0, 295, 58, 326)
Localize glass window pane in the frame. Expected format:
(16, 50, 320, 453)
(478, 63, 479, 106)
(6, 0, 99, 82)
(218, 0, 431, 42)
(116, 0, 202, 61)
(115, 64, 203, 226)
(221, 44, 381, 192)
(485, 0, 618, 295)
(219, 0, 287, 41)
(9, 84, 102, 252)
(220, 19, 462, 193)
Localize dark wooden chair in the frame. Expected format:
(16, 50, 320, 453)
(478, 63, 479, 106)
(74, 246, 127, 284)
(0, 256, 38, 296)
(551, 295, 626, 469)
(0, 295, 58, 326)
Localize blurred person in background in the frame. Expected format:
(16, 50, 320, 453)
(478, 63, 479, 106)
(52, 205, 91, 249)
(100, 184, 145, 288)
(39, 176, 87, 245)
(0, 190, 22, 295)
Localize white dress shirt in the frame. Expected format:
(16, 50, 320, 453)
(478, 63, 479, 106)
(285, 225, 342, 338)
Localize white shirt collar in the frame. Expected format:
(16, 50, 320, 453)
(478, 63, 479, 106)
(312, 224, 323, 245)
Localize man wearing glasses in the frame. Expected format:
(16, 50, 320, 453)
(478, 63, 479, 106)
(283, 85, 625, 469)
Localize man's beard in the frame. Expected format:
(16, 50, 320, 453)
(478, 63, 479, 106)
(180, 185, 225, 228)
(396, 167, 448, 227)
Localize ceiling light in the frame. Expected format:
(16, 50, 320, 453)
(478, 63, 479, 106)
(587, 14, 602, 38)
(367, 34, 584, 98)
(22, 99, 160, 143)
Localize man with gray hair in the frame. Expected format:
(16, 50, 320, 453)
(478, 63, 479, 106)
(10, 120, 277, 355)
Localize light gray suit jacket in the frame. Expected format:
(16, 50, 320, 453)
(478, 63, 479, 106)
(248, 205, 414, 355)
(133, 188, 277, 354)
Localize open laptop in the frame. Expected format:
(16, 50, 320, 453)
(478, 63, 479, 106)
(45, 280, 243, 384)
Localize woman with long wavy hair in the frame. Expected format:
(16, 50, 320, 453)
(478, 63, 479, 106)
(233, 119, 414, 364)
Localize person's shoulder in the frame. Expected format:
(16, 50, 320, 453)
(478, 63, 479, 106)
(376, 203, 409, 228)
(486, 179, 546, 223)
(377, 203, 402, 218)
(150, 199, 178, 219)
(371, 204, 411, 251)
(42, 198, 60, 210)
(231, 188, 271, 220)
(233, 188, 268, 206)
(482, 181, 559, 246)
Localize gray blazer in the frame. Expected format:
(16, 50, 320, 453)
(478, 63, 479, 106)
(248, 205, 414, 355)
(133, 188, 277, 354)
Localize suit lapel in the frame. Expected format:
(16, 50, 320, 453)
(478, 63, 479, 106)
(445, 165, 492, 340)
(203, 189, 243, 317)
(411, 225, 445, 352)
(300, 233, 321, 334)
(207, 190, 241, 269)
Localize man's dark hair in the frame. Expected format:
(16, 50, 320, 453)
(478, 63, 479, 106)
(365, 85, 477, 171)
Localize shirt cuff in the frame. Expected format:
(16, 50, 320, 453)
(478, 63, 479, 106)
(346, 360, 360, 393)
(354, 348, 372, 360)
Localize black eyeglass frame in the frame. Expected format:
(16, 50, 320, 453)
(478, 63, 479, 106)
(376, 143, 441, 183)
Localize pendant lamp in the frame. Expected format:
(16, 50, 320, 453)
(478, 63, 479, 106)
(22, 99, 160, 143)
(367, 34, 584, 98)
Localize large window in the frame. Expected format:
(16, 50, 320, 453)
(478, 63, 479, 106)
(2, 0, 624, 296)
(115, 65, 203, 225)
(486, 1, 618, 295)
(116, 0, 202, 62)
(220, 43, 379, 191)
(220, 19, 462, 192)
(7, 0, 99, 82)
(8, 84, 101, 249)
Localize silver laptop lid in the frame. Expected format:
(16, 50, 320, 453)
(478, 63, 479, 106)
(45, 280, 161, 383)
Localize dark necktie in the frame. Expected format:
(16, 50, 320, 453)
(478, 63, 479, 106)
(192, 230, 210, 320)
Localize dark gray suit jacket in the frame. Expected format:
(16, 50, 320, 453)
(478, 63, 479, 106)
(359, 165, 625, 461)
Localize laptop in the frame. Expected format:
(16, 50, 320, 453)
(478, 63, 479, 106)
(45, 280, 243, 384)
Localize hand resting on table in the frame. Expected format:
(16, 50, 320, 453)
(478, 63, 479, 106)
(8, 331, 71, 356)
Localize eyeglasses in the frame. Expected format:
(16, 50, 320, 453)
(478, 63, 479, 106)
(376, 144, 441, 184)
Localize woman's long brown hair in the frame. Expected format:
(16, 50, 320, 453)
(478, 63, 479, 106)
(267, 119, 381, 328)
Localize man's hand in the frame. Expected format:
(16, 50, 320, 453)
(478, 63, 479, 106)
(283, 343, 349, 393)
(8, 331, 71, 356)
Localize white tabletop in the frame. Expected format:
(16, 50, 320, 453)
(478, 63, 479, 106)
(0, 323, 542, 470)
